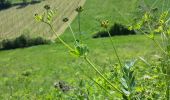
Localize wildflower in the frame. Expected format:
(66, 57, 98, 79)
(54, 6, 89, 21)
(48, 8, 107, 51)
(101, 20, 109, 29)
(128, 26, 133, 31)
(34, 13, 43, 22)
(63, 17, 69, 22)
(76, 6, 84, 13)
(34, 13, 38, 16)
(44, 4, 51, 10)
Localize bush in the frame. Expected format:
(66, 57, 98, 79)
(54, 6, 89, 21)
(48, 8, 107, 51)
(0, 34, 50, 50)
(14, 34, 30, 47)
(30, 0, 42, 4)
(0, 0, 12, 9)
(93, 23, 136, 38)
(1, 39, 15, 49)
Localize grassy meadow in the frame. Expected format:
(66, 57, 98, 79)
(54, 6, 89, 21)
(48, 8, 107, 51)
(0, 35, 159, 99)
(0, 0, 170, 99)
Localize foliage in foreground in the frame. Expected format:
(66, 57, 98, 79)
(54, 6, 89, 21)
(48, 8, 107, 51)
(34, 1, 170, 99)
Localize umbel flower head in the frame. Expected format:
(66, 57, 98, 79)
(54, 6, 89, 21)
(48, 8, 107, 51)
(101, 20, 109, 29)
(34, 13, 43, 22)
(76, 6, 84, 13)
(63, 17, 69, 22)
(44, 4, 51, 10)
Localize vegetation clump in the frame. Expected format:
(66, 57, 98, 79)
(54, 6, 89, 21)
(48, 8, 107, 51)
(0, 0, 12, 9)
(35, 2, 170, 99)
(93, 23, 136, 38)
(0, 34, 50, 50)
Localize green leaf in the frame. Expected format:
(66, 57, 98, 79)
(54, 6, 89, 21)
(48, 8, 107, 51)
(73, 41, 89, 57)
(70, 50, 80, 57)
(121, 78, 128, 89)
(35, 14, 43, 22)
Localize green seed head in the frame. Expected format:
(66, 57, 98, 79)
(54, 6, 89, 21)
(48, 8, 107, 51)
(44, 5, 51, 10)
(63, 17, 69, 22)
(101, 20, 109, 29)
(34, 13, 43, 22)
(76, 6, 84, 13)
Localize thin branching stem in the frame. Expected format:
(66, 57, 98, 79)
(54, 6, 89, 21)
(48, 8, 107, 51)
(84, 56, 123, 94)
(153, 39, 168, 55)
(78, 12, 82, 40)
(67, 23, 77, 41)
(77, 65, 112, 97)
(48, 24, 74, 51)
(139, 29, 168, 55)
(166, 78, 170, 100)
(106, 30, 123, 68)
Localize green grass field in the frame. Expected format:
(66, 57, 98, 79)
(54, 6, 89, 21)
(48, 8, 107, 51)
(0, 0, 169, 99)
(0, 35, 160, 99)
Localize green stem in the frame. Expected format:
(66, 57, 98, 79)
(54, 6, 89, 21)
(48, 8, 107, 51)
(78, 12, 82, 40)
(49, 24, 74, 51)
(166, 55, 170, 100)
(77, 65, 112, 96)
(106, 30, 123, 68)
(153, 39, 168, 55)
(166, 78, 169, 100)
(84, 57, 123, 94)
(67, 23, 77, 41)
(139, 29, 168, 55)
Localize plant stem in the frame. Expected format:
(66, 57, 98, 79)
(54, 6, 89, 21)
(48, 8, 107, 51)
(78, 12, 82, 40)
(84, 56, 123, 94)
(67, 23, 77, 41)
(139, 29, 168, 55)
(153, 39, 168, 55)
(106, 30, 123, 68)
(77, 65, 112, 96)
(49, 24, 74, 51)
(166, 55, 170, 100)
(166, 78, 169, 100)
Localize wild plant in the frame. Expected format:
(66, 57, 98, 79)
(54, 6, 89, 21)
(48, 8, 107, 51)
(128, 1, 170, 99)
(35, 2, 170, 99)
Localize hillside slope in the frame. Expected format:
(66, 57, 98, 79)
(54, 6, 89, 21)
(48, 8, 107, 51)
(0, 0, 85, 40)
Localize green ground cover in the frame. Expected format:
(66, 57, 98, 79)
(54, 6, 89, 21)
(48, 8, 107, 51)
(0, 0, 169, 99)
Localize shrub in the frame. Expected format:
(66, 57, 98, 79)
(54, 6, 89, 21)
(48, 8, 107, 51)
(93, 23, 136, 38)
(1, 39, 15, 49)
(22, 0, 29, 5)
(14, 34, 30, 47)
(0, 0, 12, 9)
(30, 0, 42, 4)
(0, 34, 50, 50)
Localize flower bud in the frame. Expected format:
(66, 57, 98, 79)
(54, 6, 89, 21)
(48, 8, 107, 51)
(76, 6, 84, 13)
(63, 17, 69, 22)
(44, 5, 51, 10)
(101, 20, 109, 29)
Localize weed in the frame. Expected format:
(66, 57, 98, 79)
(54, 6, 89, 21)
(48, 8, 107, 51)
(34, 1, 170, 99)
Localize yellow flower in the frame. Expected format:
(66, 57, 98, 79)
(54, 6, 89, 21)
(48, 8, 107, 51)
(101, 20, 109, 29)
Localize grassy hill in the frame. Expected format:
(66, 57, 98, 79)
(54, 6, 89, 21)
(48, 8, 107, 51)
(0, 0, 85, 40)
(0, 0, 169, 99)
